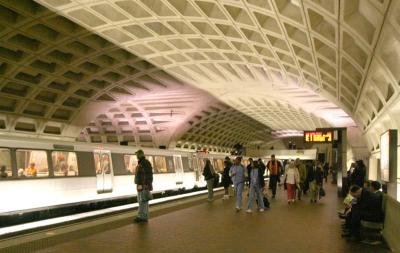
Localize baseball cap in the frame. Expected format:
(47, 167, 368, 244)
(135, 149, 144, 155)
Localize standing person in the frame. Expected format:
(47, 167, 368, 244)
(246, 162, 265, 212)
(351, 160, 366, 188)
(202, 159, 215, 202)
(323, 162, 329, 183)
(134, 149, 153, 223)
(221, 160, 233, 200)
(307, 160, 323, 203)
(246, 158, 254, 186)
(284, 161, 300, 204)
(267, 155, 282, 198)
(295, 158, 307, 200)
(229, 157, 247, 211)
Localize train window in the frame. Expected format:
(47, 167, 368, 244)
(146, 155, 154, 170)
(94, 153, 111, 175)
(0, 149, 12, 178)
(124, 155, 138, 174)
(215, 159, 224, 172)
(154, 156, 167, 173)
(166, 156, 175, 173)
(52, 151, 78, 176)
(16, 150, 49, 177)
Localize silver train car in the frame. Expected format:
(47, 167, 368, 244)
(0, 136, 237, 216)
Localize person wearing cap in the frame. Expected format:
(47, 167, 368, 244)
(134, 149, 153, 223)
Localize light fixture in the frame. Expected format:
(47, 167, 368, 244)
(290, 0, 301, 7)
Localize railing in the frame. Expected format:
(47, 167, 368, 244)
(383, 194, 400, 252)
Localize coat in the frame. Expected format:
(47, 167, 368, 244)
(134, 157, 153, 191)
(221, 166, 232, 187)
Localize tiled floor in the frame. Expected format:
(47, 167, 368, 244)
(22, 183, 392, 253)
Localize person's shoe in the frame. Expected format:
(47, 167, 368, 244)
(246, 209, 252, 213)
(207, 198, 214, 202)
(134, 217, 147, 223)
(259, 209, 265, 212)
(341, 231, 351, 237)
(272, 195, 275, 199)
(235, 207, 241, 212)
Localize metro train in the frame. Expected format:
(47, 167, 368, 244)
(0, 136, 251, 216)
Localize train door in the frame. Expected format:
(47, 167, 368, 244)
(173, 155, 184, 185)
(93, 150, 113, 193)
(192, 154, 200, 182)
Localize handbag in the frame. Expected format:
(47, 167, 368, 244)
(141, 190, 153, 202)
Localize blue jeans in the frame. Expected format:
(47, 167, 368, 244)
(137, 190, 150, 220)
(234, 182, 244, 208)
(248, 184, 264, 209)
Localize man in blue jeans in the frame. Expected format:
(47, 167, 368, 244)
(229, 157, 247, 212)
(134, 149, 153, 223)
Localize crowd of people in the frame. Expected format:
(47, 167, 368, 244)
(203, 154, 328, 212)
(339, 160, 384, 242)
(132, 149, 385, 244)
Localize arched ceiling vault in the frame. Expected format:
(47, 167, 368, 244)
(2, 0, 400, 152)
(35, 0, 393, 123)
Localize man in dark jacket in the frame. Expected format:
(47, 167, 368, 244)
(343, 185, 384, 240)
(351, 160, 366, 187)
(307, 160, 324, 203)
(134, 149, 153, 223)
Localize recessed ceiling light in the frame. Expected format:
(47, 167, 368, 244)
(290, 0, 301, 7)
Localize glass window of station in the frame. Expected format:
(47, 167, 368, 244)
(52, 151, 79, 176)
(0, 148, 12, 179)
(16, 150, 49, 177)
(124, 155, 138, 174)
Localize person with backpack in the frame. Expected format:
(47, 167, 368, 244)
(202, 159, 215, 202)
(229, 156, 247, 211)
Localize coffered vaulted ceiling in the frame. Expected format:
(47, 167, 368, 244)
(2, 0, 400, 151)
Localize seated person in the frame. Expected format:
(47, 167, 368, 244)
(26, 163, 37, 177)
(342, 185, 384, 241)
(0, 165, 8, 178)
(339, 193, 356, 218)
(18, 168, 26, 178)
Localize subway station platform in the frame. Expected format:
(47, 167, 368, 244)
(2, 183, 390, 253)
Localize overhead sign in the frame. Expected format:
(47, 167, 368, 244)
(304, 131, 333, 143)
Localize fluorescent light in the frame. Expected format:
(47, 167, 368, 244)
(290, 0, 301, 7)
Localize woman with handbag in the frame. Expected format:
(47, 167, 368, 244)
(284, 161, 300, 204)
(202, 159, 215, 202)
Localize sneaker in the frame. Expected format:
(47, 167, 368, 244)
(235, 207, 241, 212)
(259, 209, 265, 212)
(246, 209, 252, 213)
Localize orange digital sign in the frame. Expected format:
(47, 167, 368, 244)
(304, 131, 333, 143)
